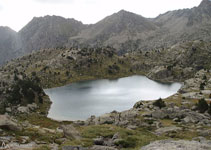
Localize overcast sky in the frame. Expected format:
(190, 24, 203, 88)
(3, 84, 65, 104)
(0, 0, 202, 32)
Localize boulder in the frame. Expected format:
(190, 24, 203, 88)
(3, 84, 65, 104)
(155, 126, 182, 135)
(141, 139, 211, 150)
(17, 106, 29, 113)
(198, 129, 211, 137)
(91, 145, 118, 150)
(61, 125, 81, 140)
(27, 103, 38, 111)
(62, 146, 87, 150)
(0, 115, 22, 131)
(151, 110, 167, 119)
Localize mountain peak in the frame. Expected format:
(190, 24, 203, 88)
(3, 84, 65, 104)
(115, 9, 140, 16)
(117, 9, 129, 14)
(0, 26, 17, 33)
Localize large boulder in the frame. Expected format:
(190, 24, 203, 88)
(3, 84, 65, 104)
(141, 139, 211, 150)
(61, 125, 81, 140)
(0, 115, 22, 131)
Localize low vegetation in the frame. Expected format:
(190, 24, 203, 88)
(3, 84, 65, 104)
(153, 98, 166, 109)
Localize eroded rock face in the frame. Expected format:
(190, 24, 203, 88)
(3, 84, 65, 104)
(141, 139, 211, 150)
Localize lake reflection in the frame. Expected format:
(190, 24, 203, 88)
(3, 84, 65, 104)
(45, 76, 181, 121)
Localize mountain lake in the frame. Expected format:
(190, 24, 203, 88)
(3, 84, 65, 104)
(45, 75, 181, 121)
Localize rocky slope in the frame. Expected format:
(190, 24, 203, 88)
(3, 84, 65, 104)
(0, 15, 87, 66)
(68, 10, 158, 54)
(0, 27, 21, 65)
(19, 15, 87, 55)
(145, 0, 211, 50)
(0, 41, 211, 149)
(1, 40, 211, 88)
(69, 0, 211, 52)
(1, 0, 211, 65)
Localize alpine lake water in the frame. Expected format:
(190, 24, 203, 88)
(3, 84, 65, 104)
(45, 75, 181, 121)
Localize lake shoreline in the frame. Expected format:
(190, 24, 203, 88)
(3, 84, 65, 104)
(45, 75, 181, 121)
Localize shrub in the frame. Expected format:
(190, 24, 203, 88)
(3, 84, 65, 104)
(153, 98, 166, 109)
(203, 75, 207, 80)
(196, 98, 208, 113)
(31, 72, 36, 76)
(200, 82, 205, 90)
(208, 103, 211, 116)
(8, 78, 43, 105)
(115, 137, 137, 148)
(0, 102, 6, 114)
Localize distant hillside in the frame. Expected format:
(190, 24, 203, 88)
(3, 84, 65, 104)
(0, 27, 21, 65)
(68, 10, 158, 53)
(19, 15, 87, 54)
(0, 0, 211, 65)
(2, 40, 211, 88)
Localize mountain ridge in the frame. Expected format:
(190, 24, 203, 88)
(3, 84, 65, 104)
(0, 0, 211, 65)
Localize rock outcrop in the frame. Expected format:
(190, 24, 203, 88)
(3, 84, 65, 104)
(141, 139, 211, 150)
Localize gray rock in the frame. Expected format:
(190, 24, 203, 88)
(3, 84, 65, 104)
(141, 139, 211, 150)
(0, 136, 14, 143)
(61, 125, 81, 140)
(112, 133, 120, 140)
(19, 136, 30, 144)
(5, 107, 12, 113)
(17, 106, 29, 113)
(0, 115, 22, 131)
(198, 129, 211, 137)
(91, 145, 118, 150)
(151, 110, 167, 119)
(27, 103, 38, 111)
(155, 126, 182, 135)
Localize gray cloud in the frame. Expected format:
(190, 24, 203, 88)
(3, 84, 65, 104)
(34, 0, 75, 4)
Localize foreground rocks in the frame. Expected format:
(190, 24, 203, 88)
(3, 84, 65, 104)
(61, 124, 81, 140)
(141, 139, 211, 150)
(0, 115, 22, 131)
(62, 145, 118, 150)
